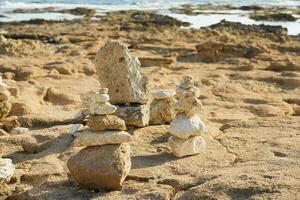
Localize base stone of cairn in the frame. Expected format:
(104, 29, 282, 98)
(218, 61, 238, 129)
(95, 41, 150, 127)
(150, 89, 176, 125)
(168, 75, 206, 158)
(67, 143, 131, 190)
(68, 89, 132, 190)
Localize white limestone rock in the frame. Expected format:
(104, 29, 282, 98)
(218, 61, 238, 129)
(89, 101, 117, 115)
(73, 130, 133, 147)
(0, 158, 15, 184)
(10, 127, 29, 135)
(93, 93, 110, 103)
(152, 89, 175, 100)
(169, 114, 205, 139)
(168, 136, 206, 157)
(95, 41, 148, 104)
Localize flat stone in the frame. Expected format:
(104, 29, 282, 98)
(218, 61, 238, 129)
(175, 96, 202, 117)
(67, 143, 131, 190)
(10, 127, 29, 135)
(95, 41, 148, 104)
(87, 115, 126, 131)
(0, 158, 15, 184)
(89, 101, 117, 115)
(178, 81, 193, 90)
(152, 89, 175, 100)
(150, 98, 176, 125)
(169, 114, 205, 139)
(93, 93, 110, 103)
(168, 136, 206, 158)
(73, 130, 133, 147)
(115, 103, 150, 127)
(176, 86, 200, 99)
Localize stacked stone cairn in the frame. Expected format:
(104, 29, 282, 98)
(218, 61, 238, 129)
(168, 75, 206, 158)
(150, 89, 176, 125)
(95, 41, 149, 127)
(0, 76, 15, 184)
(67, 88, 132, 190)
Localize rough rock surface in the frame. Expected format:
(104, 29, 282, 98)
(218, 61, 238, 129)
(170, 114, 205, 139)
(152, 89, 175, 100)
(168, 136, 206, 157)
(89, 102, 117, 115)
(67, 143, 131, 190)
(87, 114, 126, 131)
(73, 130, 133, 147)
(95, 41, 148, 104)
(115, 103, 150, 127)
(150, 98, 176, 125)
(0, 158, 15, 184)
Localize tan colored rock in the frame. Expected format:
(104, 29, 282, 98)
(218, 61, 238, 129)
(73, 130, 132, 147)
(115, 103, 150, 127)
(174, 96, 202, 117)
(22, 137, 39, 153)
(89, 101, 117, 115)
(87, 115, 126, 131)
(95, 41, 148, 104)
(150, 98, 176, 125)
(67, 143, 131, 190)
(168, 136, 206, 158)
(0, 101, 11, 119)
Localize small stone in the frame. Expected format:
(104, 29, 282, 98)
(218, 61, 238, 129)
(0, 90, 10, 101)
(176, 85, 200, 98)
(22, 137, 39, 153)
(93, 93, 110, 103)
(89, 101, 117, 115)
(10, 127, 29, 135)
(168, 136, 206, 158)
(67, 143, 131, 190)
(0, 76, 8, 90)
(152, 89, 175, 100)
(73, 130, 133, 147)
(0, 158, 15, 184)
(174, 96, 202, 117)
(95, 41, 148, 104)
(115, 103, 150, 127)
(183, 75, 193, 82)
(169, 114, 205, 139)
(150, 98, 176, 125)
(98, 88, 108, 94)
(87, 115, 126, 131)
(179, 81, 193, 90)
(0, 101, 11, 119)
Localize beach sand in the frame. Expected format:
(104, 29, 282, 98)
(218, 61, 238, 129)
(0, 8, 300, 199)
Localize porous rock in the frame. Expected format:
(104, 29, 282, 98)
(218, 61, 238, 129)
(150, 98, 176, 125)
(0, 158, 15, 184)
(67, 143, 131, 190)
(87, 115, 126, 131)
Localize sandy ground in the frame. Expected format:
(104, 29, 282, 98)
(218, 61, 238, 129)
(0, 10, 300, 199)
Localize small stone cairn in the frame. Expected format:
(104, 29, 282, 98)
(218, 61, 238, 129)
(67, 88, 132, 190)
(168, 75, 206, 157)
(150, 89, 176, 125)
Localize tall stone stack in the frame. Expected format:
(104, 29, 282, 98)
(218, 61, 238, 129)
(0, 76, 15, 184)
(67, 89, 132, 190)
(168, 75, 206, 158)
(95, 41, 149, 127)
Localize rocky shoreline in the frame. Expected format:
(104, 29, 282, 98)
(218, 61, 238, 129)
(0, 7, 299, 200)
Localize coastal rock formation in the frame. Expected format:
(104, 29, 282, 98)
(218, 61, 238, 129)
(67, 143, 131, 190)
(68, 89, 131, 190)
(168, 76, 206, 157)
(150, 89, 176, 125)
(95, 41, 148, 104)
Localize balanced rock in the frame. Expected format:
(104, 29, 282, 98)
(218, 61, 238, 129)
(0, 158, 15, 184)
(150, 98, 176, 125)
(67, 143, 131, 190)
(174, 96, 202, 117)
(168, 136, 206, 157)
(170, 114, 205, 139)
(152, 89, 175, 100)
(0, 101, 11, 119)
(73, 130, 132, 147)
(176, 85, 200, 98)
(89, 102, 117, 115)
(95, 41, 148, 104)
(87, 115, 126, 131)
(115, 103, 150, 127)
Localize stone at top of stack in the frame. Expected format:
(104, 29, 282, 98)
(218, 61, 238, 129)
(150, 89, 176, 125)
(95, 41, 148, 104)
(94, 41, 150, 127)
(68, 88, 132, 190)
(168, 75, 206, 158)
